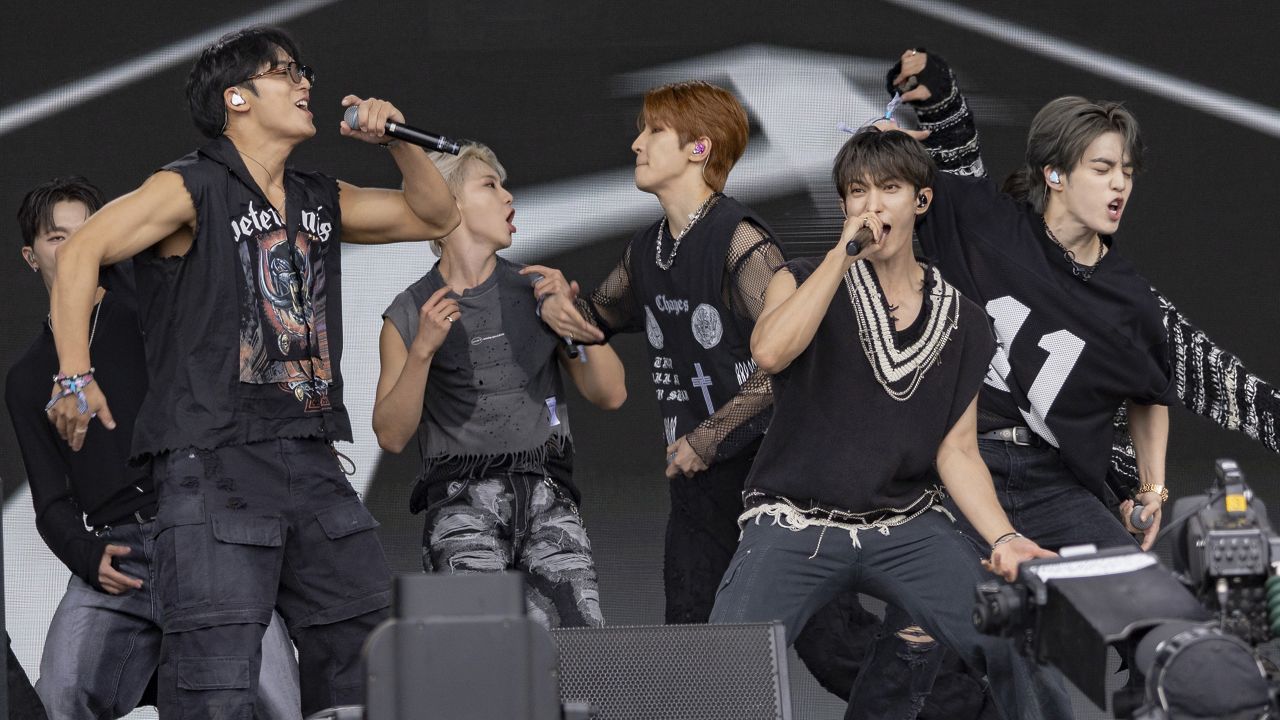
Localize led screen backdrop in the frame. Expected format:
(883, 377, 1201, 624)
(3, 2, 1279, 717)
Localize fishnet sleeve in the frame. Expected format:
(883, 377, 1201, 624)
(685, 221, 785, 464)
(575, 242, 644, 339)
(1108, 288, 1280, 497)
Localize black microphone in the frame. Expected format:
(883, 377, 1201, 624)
(846, 226, 875, 256)
(343, 106, 462, 155)
(528, 273, 581, 360)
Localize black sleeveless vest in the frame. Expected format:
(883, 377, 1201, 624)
(132, 136, 350, 457)
(627, 196, 768, 450)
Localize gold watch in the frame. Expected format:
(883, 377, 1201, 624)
(1138, 483, 1169, 503)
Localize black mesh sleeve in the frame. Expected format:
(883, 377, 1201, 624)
(685, 221, 785, 464)
(1109, 288, 1280, 496)
(576, 242, 644, 340)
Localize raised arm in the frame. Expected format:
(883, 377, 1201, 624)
(49, 171, 196, 449)
(338, 95, 460, 244)
(888, 49, 986, 178)
(751, 211, 874, 373)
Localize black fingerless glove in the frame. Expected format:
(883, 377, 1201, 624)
(884, 48, 955, 108)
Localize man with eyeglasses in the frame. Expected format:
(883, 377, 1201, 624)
(8, 176, 303, 720)
(45, 26, 459, 718)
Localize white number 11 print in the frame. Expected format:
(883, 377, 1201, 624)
(983, 296, 1086, 448)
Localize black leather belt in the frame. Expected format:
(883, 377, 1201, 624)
(977, 426, 1043, 447)
(93, 503, 159, 534)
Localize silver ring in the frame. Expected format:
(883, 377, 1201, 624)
(909, 49, 918, 56)
(74, 427, 88, 435)
(445, 315, 454, 323)
(666, 452, 677, 464)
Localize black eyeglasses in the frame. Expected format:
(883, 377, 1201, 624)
(242, 61, 315, 87)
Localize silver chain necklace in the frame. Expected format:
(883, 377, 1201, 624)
(48, 300, 103, 348)
(1043, 221, 1103, 282)
(655, 193, 721, 270)
(843, 262, 958, 402)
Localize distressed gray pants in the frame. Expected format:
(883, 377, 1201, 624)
(423, 473, 603, 628)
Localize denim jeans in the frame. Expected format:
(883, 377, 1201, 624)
(666, 455, 882, 706)
(153, 439, 392, 718)
(965, 439, 1139, 551)
(36, 519, 301, 719)
(709, 509, 1073, 720)
(423, 473, 603, 628)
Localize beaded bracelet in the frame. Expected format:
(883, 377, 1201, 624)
(45, 368, 96, 415)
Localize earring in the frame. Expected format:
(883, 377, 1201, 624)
(32, 265, 39, 272)
(693, 142, 706, 155)
(1049, 170, 1061, 184)
(230, 92, 246, 106)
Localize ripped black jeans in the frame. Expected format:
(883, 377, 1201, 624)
(708, 509, 1072, 720)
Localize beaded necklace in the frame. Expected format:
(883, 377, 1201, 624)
(842, 261, 958, 402)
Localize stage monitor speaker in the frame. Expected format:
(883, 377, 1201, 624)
(551, 623, 792, 720)
(364, 573, 562, 720)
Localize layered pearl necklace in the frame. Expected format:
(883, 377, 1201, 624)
(843, 261, 958, 401)
(654, 192, 721, 271)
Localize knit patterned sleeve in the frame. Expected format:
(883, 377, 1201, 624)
(887, 51, 986, 179)
(1109, 288, 1280, 497)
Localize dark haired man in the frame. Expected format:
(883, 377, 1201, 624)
(44, 27, 458, 718)
(7, 177, 301, 719)
(708, 129, 1069, 720)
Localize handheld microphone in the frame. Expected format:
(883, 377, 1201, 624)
(1130, 504, 1154, 531)
(528, 273, 582, 360)
(343, 106, 462, 155)
(846, 226, 875, 256)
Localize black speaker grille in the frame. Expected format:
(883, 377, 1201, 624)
(550, 623, 790, 720)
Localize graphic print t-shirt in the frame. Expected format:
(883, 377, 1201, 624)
(132, 136, 349, 457)
(233, 199, 335, 410)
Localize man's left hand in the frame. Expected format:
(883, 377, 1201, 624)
(664, 436, 708, 479)
(1121, 492, 1164, 550)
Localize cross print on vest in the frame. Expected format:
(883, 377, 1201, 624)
(691, 362, 715, 415)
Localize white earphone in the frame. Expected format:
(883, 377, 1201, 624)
(230, 92, 246, 107)
(1048, 169, 1061, 184)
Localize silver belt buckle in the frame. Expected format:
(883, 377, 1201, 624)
(1010, 427, 1033, 446)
